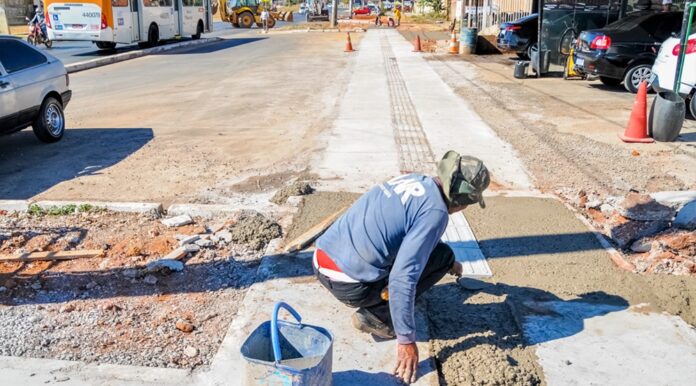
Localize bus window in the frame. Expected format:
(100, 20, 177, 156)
(159, 0, 172, 5)
(112, 0, 128, 6)
(144, 0, 159, 6)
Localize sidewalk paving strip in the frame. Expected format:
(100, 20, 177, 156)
(442, 212, 492, 277)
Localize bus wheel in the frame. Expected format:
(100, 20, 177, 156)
(192, 21, 203, 40)
(147, 24, 159, 47)
(238, 12, 254, 28)
(96, 41, 116, 50)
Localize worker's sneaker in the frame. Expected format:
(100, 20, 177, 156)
(351, 308, 395, 340)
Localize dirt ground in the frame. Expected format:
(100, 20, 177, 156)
(0, 209, 282, 369)
(427, 196, 695, 386)
(426, 54, 696, 196)
(0, 32, 359, 206)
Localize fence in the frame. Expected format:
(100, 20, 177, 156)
(456, 0, 534, 31)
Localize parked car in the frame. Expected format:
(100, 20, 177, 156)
(0, 36, 71, 143)
(574, 11, 684, 93)
(650, 30, 696, 118)
(497, 13, 538, 59)
(353, 6, 371, 15)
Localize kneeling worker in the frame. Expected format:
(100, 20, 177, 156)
(315, 150, 490, 384)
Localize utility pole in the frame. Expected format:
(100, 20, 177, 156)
(331, 0, 338, 27)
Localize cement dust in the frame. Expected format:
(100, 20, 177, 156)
(229, 211, 282, 251)
(284, 191, 361, 243)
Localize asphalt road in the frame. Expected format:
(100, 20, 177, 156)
(38, 20, 293, 65)
(1, 29, 354, 203)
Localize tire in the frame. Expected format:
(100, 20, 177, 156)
(527, 44, 535, 61)
(623, 64, 652, 93)
(147, 24, 159, 47)
(599, 76, 622, 87)
(267, 17, 276, 29)
(96, 41, 116, 50)
(192, 21, 203, 40)
(43, 39, 53, 49)
(689, 94, 696, 120)
(27, 35, 36, 46)
(238, 12, 254, 28)
(32, 97, 65, 143)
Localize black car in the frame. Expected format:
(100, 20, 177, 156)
(575, 11, 684, 93)
(497, 14, 538, 59)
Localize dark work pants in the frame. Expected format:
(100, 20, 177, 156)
(315, 242, 455, 327)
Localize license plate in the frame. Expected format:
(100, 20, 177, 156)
(575, 57, 584, 66)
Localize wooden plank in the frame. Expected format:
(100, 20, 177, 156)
(284, 207, 348, 253)
(0, 250, 104, 262)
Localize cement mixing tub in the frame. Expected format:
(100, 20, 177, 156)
(240, 302, 334, 386)
(649, 90, 685, 142)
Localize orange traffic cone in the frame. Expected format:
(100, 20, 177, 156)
(619, 81, 654, 143)
(344, 32, 354, 52)
(412, 35, 422, 52)
(448, 32, 459, 54)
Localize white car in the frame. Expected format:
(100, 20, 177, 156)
(0, 36, 71, 143)
(650, 32, 696, 117)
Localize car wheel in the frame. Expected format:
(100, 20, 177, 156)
(32, 97, 65, 143)
(192, 21, 203, 40)
(527, 44, 535, 60)
(624, 64, 652, 93)
(599, 76, 622, 87)
(238, 12, 254, 28)
(689, 94, 696, 120)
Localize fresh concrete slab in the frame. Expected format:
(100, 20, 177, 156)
(516, 301, 696, 386)
(386, 30, 534, 191)
(313, 30, 400, 192)
(202, 253, 438, 386)
(0, 355, 190, 385)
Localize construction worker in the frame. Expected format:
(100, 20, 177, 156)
(261, 7, 270, 33)
(315, 150, 490, 385)
(394, 5, 401, 27)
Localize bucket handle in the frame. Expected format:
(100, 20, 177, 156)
(271, 301, 302, 364)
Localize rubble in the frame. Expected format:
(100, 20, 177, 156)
(146, 259, 184, 273)
(270, 181, 314, 205)
(184, 346, 199, 358)
(228, 211, 282, 251)
(175, 319, 195, 333)
(177, 234, 200, 246)
(615, 193, 676, 221)
(609, 220, 670, 249)
(161, 215, 194, 228)
(674, 201, 696, 230)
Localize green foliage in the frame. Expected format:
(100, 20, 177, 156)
(27, 203, 105, 216)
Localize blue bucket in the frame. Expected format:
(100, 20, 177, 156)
(240, 302, 334, 386)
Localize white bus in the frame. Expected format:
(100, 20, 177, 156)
(44, 0, 214, 49)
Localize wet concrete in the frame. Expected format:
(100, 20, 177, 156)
(284, 191, 361, 243)
(427, 196, 696, 385)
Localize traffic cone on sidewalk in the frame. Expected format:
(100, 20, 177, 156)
(345, 32, 354, 52)
(412, 35, 422, 52)
(619, 81, 654, 143)
(448, 32, 459, 55)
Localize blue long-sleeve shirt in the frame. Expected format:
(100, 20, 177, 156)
(316, 174, 449, 343)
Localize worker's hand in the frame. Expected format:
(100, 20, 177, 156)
(394, 343, 418, 384)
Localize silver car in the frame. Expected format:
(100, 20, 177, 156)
(0, 36, 71, 143)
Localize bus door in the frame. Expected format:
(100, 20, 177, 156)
(175, 0, 183, 37)
(130, 0, 140, 41)
(112, 0, 134, 43)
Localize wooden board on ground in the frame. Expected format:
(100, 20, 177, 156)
(284, 207, 348, 253)
(0, 250, 104, 262)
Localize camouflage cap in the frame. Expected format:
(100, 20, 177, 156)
(437, 151, 491, 209)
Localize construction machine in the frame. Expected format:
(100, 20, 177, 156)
(305, 0, 329, 22)
(220, 0, 276, 29)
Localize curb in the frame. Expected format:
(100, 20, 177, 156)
(64, 37, 222, 74)
(166, 204, 239, 218)
(0, 200, 29, 213)
(31, 200, 163, 214)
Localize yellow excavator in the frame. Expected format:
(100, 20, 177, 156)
(219, 0, 277, 29)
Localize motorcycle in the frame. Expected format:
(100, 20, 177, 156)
(25, 16, 52, 49)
